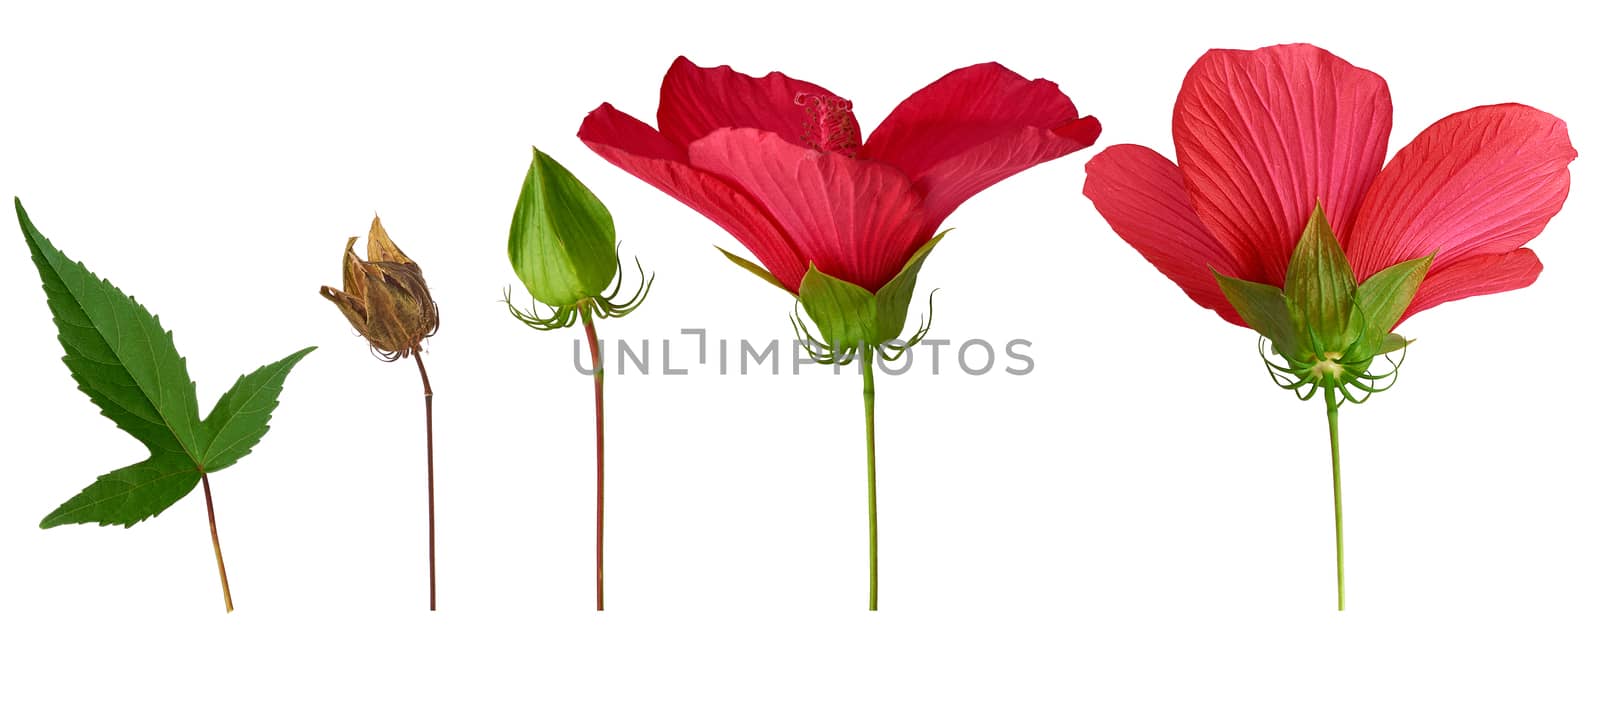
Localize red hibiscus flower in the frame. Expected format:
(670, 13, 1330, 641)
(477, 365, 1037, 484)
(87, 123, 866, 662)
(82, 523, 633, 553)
(580, 58, 1099, 610)
(1082, 43, 1576, 611)
(579, 57, 1101, 295)
(1084, 43, 1575, 329)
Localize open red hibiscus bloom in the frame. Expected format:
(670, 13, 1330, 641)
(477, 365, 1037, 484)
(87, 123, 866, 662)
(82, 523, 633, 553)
(1085, 43, 1575, 328)
(580, 57, 1100, 294)
(580, 58, 1098, 610)
(1084, 43, 1575, 611)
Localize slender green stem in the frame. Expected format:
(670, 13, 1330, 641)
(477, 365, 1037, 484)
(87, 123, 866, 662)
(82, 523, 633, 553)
(580, 301, 605, 612)
(1324, 385, 1344, 611)
(862, 345, 878, 611)
(200, 473, 233, 613)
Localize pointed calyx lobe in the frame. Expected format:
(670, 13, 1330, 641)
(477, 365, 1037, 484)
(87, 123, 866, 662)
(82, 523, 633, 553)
(797, 233, 945, 350)
(17, 199, 314, 528)
(1214, 205, 1428, 385)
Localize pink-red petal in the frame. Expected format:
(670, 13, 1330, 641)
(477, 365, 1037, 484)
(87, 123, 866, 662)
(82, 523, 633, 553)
(1084, 144, 1250, 327)
(860, 63, 1100, 227)
(657, 56, 857, 152)
(862, 62, 1089, 179)
(1399, 249, 1542, 324)
(579, 103, 809, 292)
(914, 120, 1102, 232)
(1173, 43, 1392, 285)
(689, 127, 928, 292)
(1345, 104, 1576, 280)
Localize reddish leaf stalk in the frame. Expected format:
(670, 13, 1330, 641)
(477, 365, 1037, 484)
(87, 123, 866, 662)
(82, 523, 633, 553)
(200, 473, 233, 613)
(580, 302, 605, 611)
(415, 353, 437, 611)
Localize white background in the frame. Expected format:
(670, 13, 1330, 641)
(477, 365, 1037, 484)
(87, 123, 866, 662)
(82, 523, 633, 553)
(1, 0, 1594, 700)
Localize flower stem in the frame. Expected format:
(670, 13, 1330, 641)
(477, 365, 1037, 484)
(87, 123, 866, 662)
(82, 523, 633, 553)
(861, 345, 879, 611)
(200, 472, 233, 613)
(415, 353, 436, 611)
(1324, 385, 1344, 611)
(580, 301, 605, 612)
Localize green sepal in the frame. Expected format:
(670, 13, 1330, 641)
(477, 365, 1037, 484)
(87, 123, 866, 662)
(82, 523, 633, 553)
(871, 232, 945, 345)
(716, 246, 789, 293)
(1347, 254, 1432, 360)
(797, 267, 877, 349)
(1283, 204, 1357, 355)
(1213, 268, 1302, 361)
(797, 233, 945, 349)
(1377, 333, 1411, 356)
(508, 147, 619, 307)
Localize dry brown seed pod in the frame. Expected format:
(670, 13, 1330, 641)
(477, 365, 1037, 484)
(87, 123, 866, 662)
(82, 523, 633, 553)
(320, 216, 438, 360)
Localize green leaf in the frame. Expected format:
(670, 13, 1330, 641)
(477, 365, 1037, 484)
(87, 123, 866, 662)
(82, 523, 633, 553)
(872, 232, 945, 344)
(40, 453, 201, 528)
(18, 198, 204, 465)
(200, 346, 317, 473)
(1212, 270, 1302, 361)
(1348, 254, 1432, 360)
(1283, 204, 1356, 354)
(508, 147, 619, 307)
(798, 265, 878, 349)
(18, 199, 314, 528)
(716, 246, 789, 293)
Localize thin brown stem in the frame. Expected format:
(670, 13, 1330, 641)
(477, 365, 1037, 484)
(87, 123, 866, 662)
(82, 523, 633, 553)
(415, 352, 436, 611)
(580, 302, 605, 611)
(201, 473, 233, 613)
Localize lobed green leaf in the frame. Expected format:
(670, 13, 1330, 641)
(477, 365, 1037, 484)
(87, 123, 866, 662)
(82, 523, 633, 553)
(18, 199, 314, 528)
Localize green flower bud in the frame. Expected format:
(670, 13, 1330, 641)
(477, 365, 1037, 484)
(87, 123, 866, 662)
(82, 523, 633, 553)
(508, 147, 621, 308)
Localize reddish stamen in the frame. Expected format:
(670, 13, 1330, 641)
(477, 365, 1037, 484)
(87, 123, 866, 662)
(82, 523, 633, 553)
(795, 92, 861, 157)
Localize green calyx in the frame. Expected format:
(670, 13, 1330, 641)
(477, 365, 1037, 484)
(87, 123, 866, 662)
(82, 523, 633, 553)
(505, 146, 652, 330)
(791, 232, 945, 365)
(1213, 204, 1432, 403)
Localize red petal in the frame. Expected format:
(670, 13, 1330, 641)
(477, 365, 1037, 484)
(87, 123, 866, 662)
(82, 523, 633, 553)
(1173, 43, 1392, 285)
(579, 103, 808, 292)
(1345, 104, 1576, 280)
(861, 63, 1100, 226)
(688, 128, 928, 292)
(657, 56, 857, 151)
(1084, 144, 1250, 326)
(1399, 249, 1542, 324)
